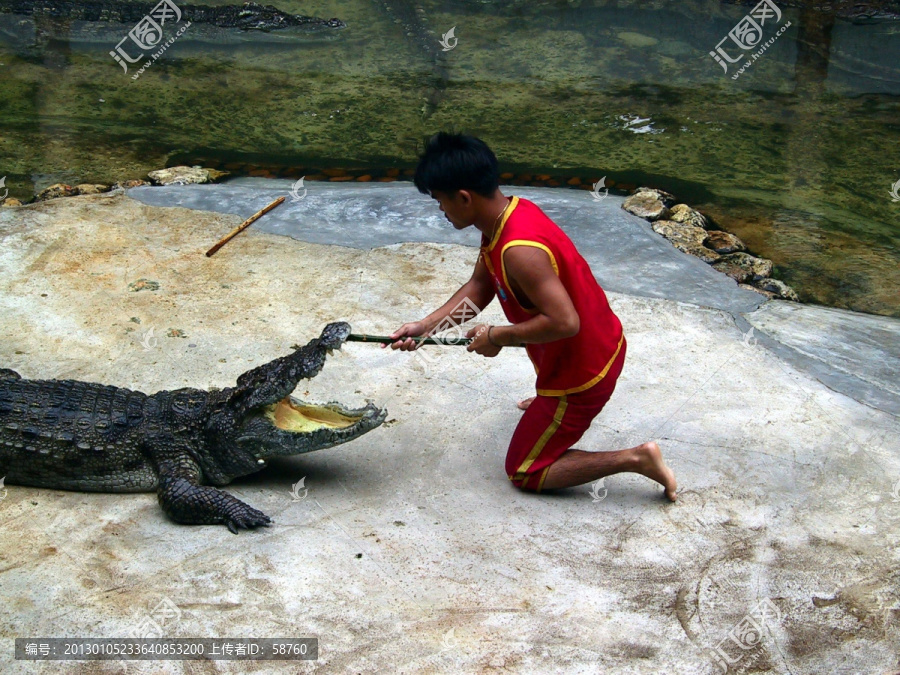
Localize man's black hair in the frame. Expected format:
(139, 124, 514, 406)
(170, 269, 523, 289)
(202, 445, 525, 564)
(413, 132, 500, 198)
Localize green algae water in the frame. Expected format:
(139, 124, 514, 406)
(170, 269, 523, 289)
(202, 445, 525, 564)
(0, 0, 897, 316)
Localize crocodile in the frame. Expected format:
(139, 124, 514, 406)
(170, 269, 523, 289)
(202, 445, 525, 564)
(0, 1, 346, 53)
(0, 1, 346, 31)
(720, 0, 900, 23)
(376, 0, 450, 120)
(0, 322, 386, 533)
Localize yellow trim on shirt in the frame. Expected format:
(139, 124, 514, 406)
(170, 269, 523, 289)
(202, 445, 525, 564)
(481, 249, 496, 277)
(500, 240, 560, 315)
(484, 196, 519, 252)
(501, 241, 560, 280)
(535, 332, 625, 397)
(497, 241, 559, 316)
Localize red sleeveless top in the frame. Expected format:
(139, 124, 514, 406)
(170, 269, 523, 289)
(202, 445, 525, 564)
(481, 196, 624, 397)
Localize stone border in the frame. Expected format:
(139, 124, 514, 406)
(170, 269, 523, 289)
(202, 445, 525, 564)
(0, 164, 635, 201)
(622, 187, 799, 302)
(0, 165, 231, 207)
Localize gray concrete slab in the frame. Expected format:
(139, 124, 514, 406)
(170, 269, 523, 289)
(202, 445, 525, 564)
(0, 192, 899, 674)
(126, 179, 900, 418)
(127, 179, 766, 315)
(742, 302, 900, 417)
(747, 302, 899, 397)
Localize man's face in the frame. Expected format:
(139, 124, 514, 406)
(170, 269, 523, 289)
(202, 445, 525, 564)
(431, 190, 472, 229)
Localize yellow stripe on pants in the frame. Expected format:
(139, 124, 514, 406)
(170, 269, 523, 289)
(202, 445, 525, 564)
(511, 395, 568, 480)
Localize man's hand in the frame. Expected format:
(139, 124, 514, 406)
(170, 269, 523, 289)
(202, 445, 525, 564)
(386, 321, 428, 351)
(466, 324, 502, 357)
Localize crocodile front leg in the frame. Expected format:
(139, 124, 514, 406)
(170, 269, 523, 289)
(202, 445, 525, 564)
(147, 437, 272, 533)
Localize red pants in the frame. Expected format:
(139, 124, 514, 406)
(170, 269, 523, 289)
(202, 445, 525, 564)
(506, 338, 627, 491)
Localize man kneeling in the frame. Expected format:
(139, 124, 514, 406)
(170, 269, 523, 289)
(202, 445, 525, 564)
(388, 132, 677, 501)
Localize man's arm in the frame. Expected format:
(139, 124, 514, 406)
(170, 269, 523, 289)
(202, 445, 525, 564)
(421, 254, 495, 332)
(388, 253, 496, 350)
(477, 246, 579, 349)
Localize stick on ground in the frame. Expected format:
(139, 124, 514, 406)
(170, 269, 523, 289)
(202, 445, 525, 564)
(205, 196, 286, 257)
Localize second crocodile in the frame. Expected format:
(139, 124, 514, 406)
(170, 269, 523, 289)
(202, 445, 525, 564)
(0, 1, 345, 30)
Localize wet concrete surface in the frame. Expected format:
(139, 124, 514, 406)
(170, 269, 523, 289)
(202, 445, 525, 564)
(0, 189, 898, 674)
(129, 179, 766, 315)
(129, 179, 900, 417)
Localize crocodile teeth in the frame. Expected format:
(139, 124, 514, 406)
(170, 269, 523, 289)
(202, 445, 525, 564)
(326, 348, 334, 356)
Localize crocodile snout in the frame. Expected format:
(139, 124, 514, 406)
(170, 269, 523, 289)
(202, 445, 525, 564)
(320, 322, 351, 350)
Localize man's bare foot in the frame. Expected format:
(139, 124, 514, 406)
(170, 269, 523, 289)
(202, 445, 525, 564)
(517, 396, 536, 411)
(633, 441, 677, 501)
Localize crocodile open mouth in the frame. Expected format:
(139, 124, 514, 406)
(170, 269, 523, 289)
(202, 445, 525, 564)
(262, 396, 367, 432)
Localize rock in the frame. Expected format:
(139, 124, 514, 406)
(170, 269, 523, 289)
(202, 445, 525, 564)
(205, 169, 230, 183)
(712, 258, 751, 284)
(0, 197, 23, 207)
(754, 278, 800, 301)
(711, 252, 773, 283)
(679, 245, 721, 264)
(668, 203, 709, 229)
(705, 230, 746, 254)
(128, 278, 160, 292)
(651, 220, 708, 248)
(634, 186, 676, 206)
(147, 166, 226, 186)
(113, 179, 150, 190)
(74, 184, 111, 195)
(622, 191, 670, 221)
(616, 31, 659, 48)
(649, 220, 723, 262)
(35, 184, 77, 201)
(739, 283, 777, 299)
(747, 256, 773, 280)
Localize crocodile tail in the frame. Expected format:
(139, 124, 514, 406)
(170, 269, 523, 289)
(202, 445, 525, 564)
(0, 369, 21, 380)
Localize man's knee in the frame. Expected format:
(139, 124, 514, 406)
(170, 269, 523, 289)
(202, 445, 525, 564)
(509, 467, 549, 492)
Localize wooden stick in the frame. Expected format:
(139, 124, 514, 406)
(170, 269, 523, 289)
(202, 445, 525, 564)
(348, 333, 471, 346)
(346, 333, 524, 347)
(205, 196, 286, 257)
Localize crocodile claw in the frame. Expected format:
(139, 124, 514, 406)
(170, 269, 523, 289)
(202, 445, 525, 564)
(224, 506, 273, 534)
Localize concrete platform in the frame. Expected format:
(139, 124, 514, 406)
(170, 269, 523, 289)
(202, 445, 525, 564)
(0, 187, 898, 674)
(130, 179, 767, 315)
